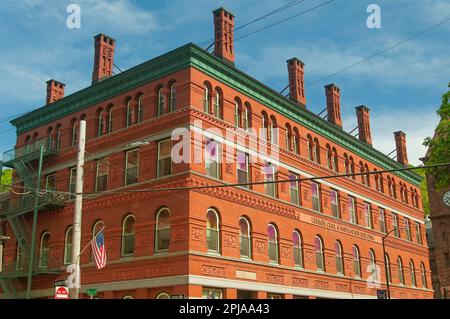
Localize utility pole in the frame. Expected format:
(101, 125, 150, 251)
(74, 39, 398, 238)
(26, 145, 44, 299)
(71, 120, 86, 299)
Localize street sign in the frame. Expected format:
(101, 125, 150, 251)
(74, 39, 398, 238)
(377, 290, 387, 299)
(54, 279, 68, 288)
(87, 288, 97, 297)
(55, 286, 70, 299)
(170, 294, 185, 299)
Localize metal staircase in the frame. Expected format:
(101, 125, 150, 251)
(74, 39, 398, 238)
(0, 137, 66, 299)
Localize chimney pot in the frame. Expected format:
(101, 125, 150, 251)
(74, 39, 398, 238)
(287, 57, 306, 107)
(213, 8, 235, 65)
(46, 79, 65, 105)
(92, 33, 116, 84)
(355, 105, 372, 145)
(325, 83, 342, 128)
(394, 131, 409, 166)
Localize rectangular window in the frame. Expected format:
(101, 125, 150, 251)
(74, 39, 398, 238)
(416, 222, 422, 245)
(393, 213, 400, 238)
(289, 173, 299, 205)
(69, 167, 76, 199)
(157, 139, 172, 177)
(125, 149, 139, 185)
(46, 174, 56, 191)
(95, 159, 109, 192)
(330, 189, 340, 218)
(205, 140, 220, 179)
(379, 208, 386, 234)
(404, 219, 411, 241)
(311, 182, 321, 212)
(237, 152, 249, 187)
(364, 202, 373, 229)
(264, 164, 276, 197)
(349, 196, 357, 224)
(202, 288, 223, 299)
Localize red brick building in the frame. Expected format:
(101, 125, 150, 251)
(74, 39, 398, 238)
(0, 8, 432, 299)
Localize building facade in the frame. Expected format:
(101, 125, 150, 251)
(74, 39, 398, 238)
(0, 8, 432, 299)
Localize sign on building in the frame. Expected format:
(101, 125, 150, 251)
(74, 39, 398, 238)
(55, 286, 70, 299)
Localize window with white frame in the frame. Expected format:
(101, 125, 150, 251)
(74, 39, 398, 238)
(330, 189, 340, 218)
(39, 231, 50, 268)
(121, 214, 135, 256)
(95, 159, 109, 192)
(157, 139, 172, 177)
(398, 257, 404, 285)
(415, 222, 422, 245)
(379, 208, 386, 234)
(364, 202, 373, 229)
(125, 149, 139, 185)
(264, 164, 276, 198)
(349, 196, 357, 224)
(155, 208, 171, 252)
(239, 217, 251, 259)
(289, 173, 299, 205)
(237, 152, 249, 187)
(392, 213, 400, 238)
(315, 236, 325, 271)
(205, 140, 220, 179)
(206, 209, 220, 253)
(353, 245, 361, 278)
(157, 87, 165, 116)
(64, 226, 73, 265)
(404, 218, 411, 241)
(268, 224, 279, 263)
(311, 182, 321, 212)
(293, 230, 303, 268)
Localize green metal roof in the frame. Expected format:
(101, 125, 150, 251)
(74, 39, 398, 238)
(10, 43, 422, 185)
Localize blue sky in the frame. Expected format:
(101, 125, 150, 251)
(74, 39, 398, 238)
(0, 0, 448, 165)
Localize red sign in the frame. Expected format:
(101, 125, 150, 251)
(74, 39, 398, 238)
(55, 286, 69, 299)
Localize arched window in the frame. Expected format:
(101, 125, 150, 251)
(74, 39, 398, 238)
(307, 135, 314, 161)
(359, 161, 365, 185)
(343, 153, 350, 174)
(55, 124, 62, 151)
(234, 98, 242, 128)
(39, 231, 50, 268)
(404, 185, 409, 204)
(64, 226, 73, 265)
(397, 257, 404, 285)
(270, 115, 278, 144)
(91, 220, 105, 261)
(98, 109, 105, 137)
(326, 144, 332, 169)
(239, 217, 251, 258)
(353, 245, 361, 277)
(364, 164, 370, 186)
(156, 292, 171, 299)
(315, 236, 324, 271)
(47, 127, 54, 150)
(206, 209, 220, 253)
(122, 295, 134, 299)
(369, 249, 378, 281)
(410, 260, 416, 287)
(121, 214, 135, 256)
(137, 95, 144, 123)
(157, 87, 165, 116)
(285, 123, 292, 151)
(126, 99, 133, 127)
(155, 208, 171, 252)
(268, 224, 279, 263)
(213, 89, 222, 119)
(71, 119, 77, 147)
(293, 230, 303, 268)
(169, 82, 177, 112)
(349, 156, 356, 179)
(203, 82, 211, 113)
(107, 105, 114, 133)
(385, 253, 391, 283)
(420, 262, 427, 288)
(293, 128, 300, 155)
(313, 138, 320, 164)
(335, 241, 344, 275)
(332, 147, 338, 172)
(243, 102, 251, 130)
(392, 178, 397, 199)
(262, 112, 269, 140)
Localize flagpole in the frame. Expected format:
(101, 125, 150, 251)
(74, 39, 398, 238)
(76, 226, 105, 265)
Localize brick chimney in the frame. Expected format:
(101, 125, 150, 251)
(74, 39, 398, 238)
(325, 83, 342, 128)
(355, 105, 372, 145)
(92, 33, 116, 84)
(213, 8, 235, 65)
(394, 131, 409, 166)
(46, 79, 65, 105)
(287, 58, 306, 107)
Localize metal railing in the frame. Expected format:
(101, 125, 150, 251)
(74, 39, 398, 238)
(2, 137, 58, 165)
(0, 192, 68, 217)
(0, 255, 63, 278)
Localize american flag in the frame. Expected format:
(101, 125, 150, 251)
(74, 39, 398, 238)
(92, 230, 107, 270)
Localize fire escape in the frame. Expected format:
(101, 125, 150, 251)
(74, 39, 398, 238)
(0, 137, 67, 298)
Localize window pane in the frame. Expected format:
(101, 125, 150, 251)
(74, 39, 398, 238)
(237, 152, 249, 187)
(126, 150, 139, 185)
(205, 141, 219, 178)
(311, 183, 320, 212)
(289, 174, 299, 205)
(264, 165, 276, 197)
(158, 140, 172, 177)
(331, 190, 339, 218)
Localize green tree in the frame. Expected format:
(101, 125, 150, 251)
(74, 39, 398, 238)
(0, 169, 12, 192)
(417, 168, 430, 216)
(423, 85, 450, 190)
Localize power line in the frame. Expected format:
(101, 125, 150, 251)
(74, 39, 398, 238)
(2, 162, 448, 198)
(235, 0, 336, 42)
(199, 0, 309, 48)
